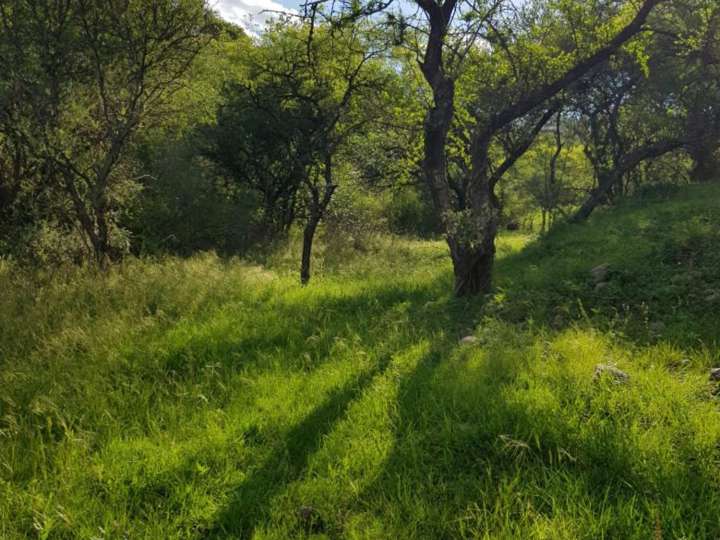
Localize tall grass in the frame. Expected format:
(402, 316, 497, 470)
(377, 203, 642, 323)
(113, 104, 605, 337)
(1, 186, 719, 539)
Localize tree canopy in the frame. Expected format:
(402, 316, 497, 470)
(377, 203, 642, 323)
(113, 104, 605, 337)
(0, 0, 717, 293)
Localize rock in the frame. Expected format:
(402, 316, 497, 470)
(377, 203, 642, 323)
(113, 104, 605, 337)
(710, 368, 720, 382)
(705, 291, 720, 303)
(593, 364, 629, 383)
(297, 506, 324, 534)
(590, 263, 610, 284)
(460, 336, 479, 345)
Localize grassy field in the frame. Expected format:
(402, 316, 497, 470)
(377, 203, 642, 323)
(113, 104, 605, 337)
(2, 184, 720, 539)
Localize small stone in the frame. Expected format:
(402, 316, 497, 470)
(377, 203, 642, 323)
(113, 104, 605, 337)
(590, 263, 610, 284)
(710, 368, 720, 382)
(593, 364, 629, 383)
(460, 336, 479, 345)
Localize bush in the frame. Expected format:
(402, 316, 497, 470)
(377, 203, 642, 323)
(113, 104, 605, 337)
(385, 188, 441, 238)
(128, 139, 260, 256)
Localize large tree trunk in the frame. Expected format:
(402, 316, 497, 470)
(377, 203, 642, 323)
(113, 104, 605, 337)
(688, 6, 720, 183)
(447, 162, 499, 297)
(449, 229, 496, 297)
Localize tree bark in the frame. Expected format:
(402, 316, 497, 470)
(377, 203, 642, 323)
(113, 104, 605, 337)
(450, 239, 495, 296)
(299, 153, 336, 285)
(448, 138, 499, 296)
(422, 79, 455, 220)
(689, 140, 719, 183)
(300, 215, 319, 285)
(446, 209, 498, 296)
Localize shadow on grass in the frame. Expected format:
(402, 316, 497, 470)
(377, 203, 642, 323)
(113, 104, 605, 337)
(201, 275, 490, 537)
(191, 187, 720, 536)
(207, 353, 396, 538)
(348, 326, 720, 538)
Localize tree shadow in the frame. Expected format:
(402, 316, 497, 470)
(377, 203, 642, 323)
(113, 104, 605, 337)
(177, 188, 720, 536)
(347, 323, 720, 538)
(206, 353, 395, 538)
(197, 272, 489, 537)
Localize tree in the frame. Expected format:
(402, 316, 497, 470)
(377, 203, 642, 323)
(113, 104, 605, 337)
(654, 0, 720, 182)
(569, 52, 686, 221)
(0, 0, 214, 264)
(403, 0, 668, 295)
(208, 78, 309, 238)
(208, 14, 391, 284)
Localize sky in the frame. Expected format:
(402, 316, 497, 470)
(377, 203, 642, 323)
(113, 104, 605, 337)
(212, 0, 300, 36)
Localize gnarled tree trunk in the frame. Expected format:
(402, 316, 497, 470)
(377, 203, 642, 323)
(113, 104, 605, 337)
(447, 137, 500, 296)
(414, 0, 665, 296)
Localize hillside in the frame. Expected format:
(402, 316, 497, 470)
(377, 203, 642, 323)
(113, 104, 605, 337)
(1, 184, 720, 539)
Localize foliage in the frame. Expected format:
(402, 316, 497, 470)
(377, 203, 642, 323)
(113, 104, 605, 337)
(0, 0, 214, 263)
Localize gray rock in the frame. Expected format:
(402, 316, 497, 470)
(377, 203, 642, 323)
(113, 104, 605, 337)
(590, 263, 610, 284)
(710, 368, 720, 382)
(593, 364, 629, 383)
(460, 336, 479, 346)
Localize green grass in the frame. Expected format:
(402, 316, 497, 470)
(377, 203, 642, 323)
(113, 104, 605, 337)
(1, 185, 720, 539)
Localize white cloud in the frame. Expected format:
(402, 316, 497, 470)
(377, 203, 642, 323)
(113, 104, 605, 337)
(213, 0, 296, 36)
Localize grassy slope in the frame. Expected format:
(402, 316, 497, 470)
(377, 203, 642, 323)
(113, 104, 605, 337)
(1, 184, 719, 539)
